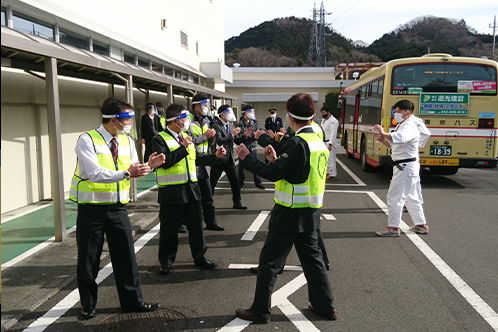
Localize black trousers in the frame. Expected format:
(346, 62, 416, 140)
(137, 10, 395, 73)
(143, 141, 152, 163)
(238, 148, 263, 187)
(316, 228, 330, 267)
(76, 204, 143, 311)
(158, 188, 208, 267)
(249, 230, 335, 320)
(210, 158, 242, 204)
(198, 177, 217, 226)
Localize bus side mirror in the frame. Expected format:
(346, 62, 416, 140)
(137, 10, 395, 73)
(337, 100, 343, 109)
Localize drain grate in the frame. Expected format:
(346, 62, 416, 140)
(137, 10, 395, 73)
(148, 263, 219, 283)
(95, 308, 187, 332)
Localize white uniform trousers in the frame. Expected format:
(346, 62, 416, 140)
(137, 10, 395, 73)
(387, 162, 427, 228)
(327, 143, 337, 177)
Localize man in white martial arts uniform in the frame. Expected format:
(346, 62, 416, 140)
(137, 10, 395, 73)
(374, 99, 430, 237)
(320, 106, 339, 179)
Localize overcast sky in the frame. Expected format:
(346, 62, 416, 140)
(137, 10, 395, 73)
(224, 0, 498, 45)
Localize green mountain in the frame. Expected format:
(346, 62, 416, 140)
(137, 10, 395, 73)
(225, 16, 495, 67)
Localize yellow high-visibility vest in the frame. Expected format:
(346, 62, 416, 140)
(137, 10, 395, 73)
(69, 130, 131, 204)
(274, 132, 328, 208)
(155, 131, 197, 187)
(191, 122, 210, 154)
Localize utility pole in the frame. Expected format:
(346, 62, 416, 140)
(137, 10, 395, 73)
(308, 2, 331, 67)
(490, 15, 496, 60)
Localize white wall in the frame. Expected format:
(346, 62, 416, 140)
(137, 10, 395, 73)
(0, 67, 186, 213)
(13, 0, 225, 69)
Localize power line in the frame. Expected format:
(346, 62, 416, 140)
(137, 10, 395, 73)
(331, 0, 365, 24)
(336, 0, 385, 32)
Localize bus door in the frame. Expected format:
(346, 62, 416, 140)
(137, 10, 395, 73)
(352, 93, 361, 157)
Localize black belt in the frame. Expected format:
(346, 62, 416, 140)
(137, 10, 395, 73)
(392, 157, 416, 170)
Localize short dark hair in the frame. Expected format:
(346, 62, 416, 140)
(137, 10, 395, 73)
(156, 102, 163, 107)
(286, 93, 315, 124)
(320, 105, 331, 113)
(393, 100, 414, 112)
(242, 104, 253, 112)
(165, 104, 187, 123)
(101, 97, 133, 124)
(218, 104, 230, 114)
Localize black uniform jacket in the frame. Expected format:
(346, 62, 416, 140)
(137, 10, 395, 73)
(213, 121, 242, 164)
(152, 129, 218, 205)
(242, 127, 321, 233)
(265, 116, 284, 133)
(236, 118, 259, 150)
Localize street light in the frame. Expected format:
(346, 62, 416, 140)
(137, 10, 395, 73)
(339, 74, 344, 92)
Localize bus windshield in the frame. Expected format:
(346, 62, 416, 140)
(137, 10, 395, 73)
(391, 63, 497, 95)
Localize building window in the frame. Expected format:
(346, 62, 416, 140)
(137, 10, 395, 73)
(59, 27, 89, 50)
(152, 62, 162, 73)
(123, 51, 135, 64)
(180, 31, 188, 48)
(1, 6, 6, 26)
(196, 41, 199, 55)
(137, 57, 149, 68)
(175, 71, 182, 79)
(12, 11, 54, 40)
(181, 72, 188, 81)
(164, 66, 174, 76)
(92, 40, 109, 56)
(193, 76, 199, 84)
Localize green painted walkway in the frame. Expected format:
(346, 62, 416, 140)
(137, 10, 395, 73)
(1, 173, 157, 265)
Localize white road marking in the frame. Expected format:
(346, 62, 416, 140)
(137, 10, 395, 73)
(241, 211, 270, 241)
(22, 224, 161, 332)
(228, 264, 303, 272)
(218, 273, 317, 332)
(322, 214, 336, 220)
(336, 159, 366, 186)
(366, 191, 498, 331)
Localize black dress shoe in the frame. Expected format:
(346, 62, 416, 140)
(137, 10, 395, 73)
(235, 308, 269, 324)
(308, 303, 337, 320)
(255, 184, 266, 190)
(178, 224, 187, 233)
(159, 265, 171, 275)
(195, 258, 217, 270)
(206, 223, 225, 231)
(122, 302, 160, 313)
(233, 203, 247, 210)
(80, 308, 96, 319)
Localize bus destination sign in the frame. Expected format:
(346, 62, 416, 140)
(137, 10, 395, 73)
(419, 93, 469, 116)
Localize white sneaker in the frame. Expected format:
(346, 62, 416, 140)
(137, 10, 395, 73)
(409, 224, 429, 234)
(376, 227, 400, 237)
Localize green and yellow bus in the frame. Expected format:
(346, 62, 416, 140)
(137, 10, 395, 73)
(340, 53, 498, 175)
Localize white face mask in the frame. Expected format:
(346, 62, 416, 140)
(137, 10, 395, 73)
(271, 113, 276, 119)
(115, 120, 132, 135)
(201, 105, 210, 116)
(246, 112, 256, 120)
(178, 118, 191, 132)
(224, 111, 236, 122)
(394, 113, 405, 123)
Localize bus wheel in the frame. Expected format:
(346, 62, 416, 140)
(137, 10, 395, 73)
(360, 138, 373, 172)
(345, 134, 353, 159)
(429, 166, 458, 175)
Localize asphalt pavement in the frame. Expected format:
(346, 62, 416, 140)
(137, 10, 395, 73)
(2, 148, 497, 332)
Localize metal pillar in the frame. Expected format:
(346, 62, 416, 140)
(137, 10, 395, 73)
(125, 75, 137, 202)
(167, 84, 174, 106)
(44, 57, 66, 242)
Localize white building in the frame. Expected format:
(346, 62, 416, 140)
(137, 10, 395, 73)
(226, 66, 352, 125)
(0, 0, 234, 229)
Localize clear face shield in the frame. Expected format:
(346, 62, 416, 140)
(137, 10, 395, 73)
(103, 110, 137, 140)
(245, 109, 256, 120)
(167, 110, 191, 132)
(221, 107, 237, 122)
(193, 98, 211, 116)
